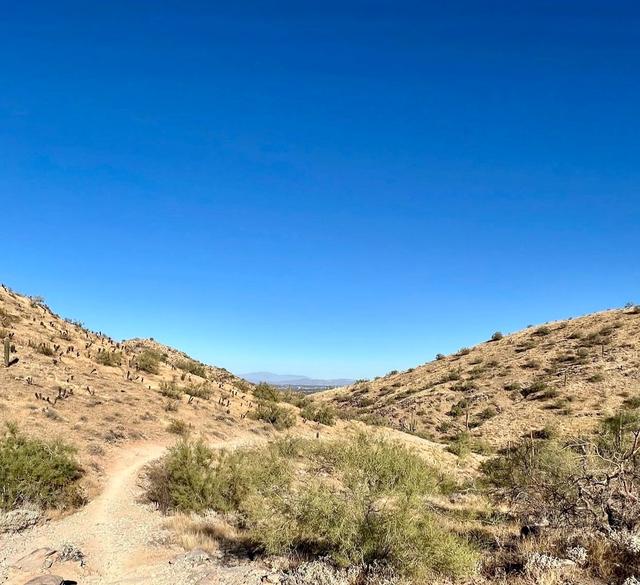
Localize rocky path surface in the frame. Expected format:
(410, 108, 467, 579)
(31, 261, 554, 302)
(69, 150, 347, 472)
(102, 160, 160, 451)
(0, 438, 265, 585)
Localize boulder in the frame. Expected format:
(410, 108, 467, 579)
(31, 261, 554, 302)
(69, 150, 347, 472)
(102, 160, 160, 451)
(22, 576, 64, 585)
(11, 548, 57, 572)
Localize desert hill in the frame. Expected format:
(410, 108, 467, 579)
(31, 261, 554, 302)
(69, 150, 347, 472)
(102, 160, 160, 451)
(318, 305, 640, 449)
(0, 284, 289, 498)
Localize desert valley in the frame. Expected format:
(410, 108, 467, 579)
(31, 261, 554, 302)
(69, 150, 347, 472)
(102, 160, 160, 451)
(1, 283, 640, 585)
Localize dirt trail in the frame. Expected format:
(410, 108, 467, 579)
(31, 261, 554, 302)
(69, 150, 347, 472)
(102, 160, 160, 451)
(1, 436, 262, 585)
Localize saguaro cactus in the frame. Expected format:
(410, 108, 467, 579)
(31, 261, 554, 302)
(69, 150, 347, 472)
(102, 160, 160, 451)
(3, 337, 10, 367)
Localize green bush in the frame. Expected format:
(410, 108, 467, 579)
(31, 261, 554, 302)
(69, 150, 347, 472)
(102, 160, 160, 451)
(159, 380, 183, 400)
(176, 359, 207, 378)
(481, 436, 580, 523)
(301, 403, 336, 426)
(252, 382, 282, 402)
(184, 383, 211, 402)
(137, 349, 162, 374)
(280, 390, 311, 408)
(145, 435, 477, 579)
(623, 395, 640, 410)
(95, 351, 122, 367)
(167, 419, 190, 436)
(447, 432, 492, 457)
(534, 326, 551, 336)
(490, 331, 504, 341)
(0, 424, 84, 510)
(250, 401, 296, 430)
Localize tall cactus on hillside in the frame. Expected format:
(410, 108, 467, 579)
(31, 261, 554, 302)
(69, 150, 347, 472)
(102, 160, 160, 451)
(3, 337, 10, 367)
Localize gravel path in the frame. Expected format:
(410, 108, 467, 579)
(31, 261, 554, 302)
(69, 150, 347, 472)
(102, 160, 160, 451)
(1, 437, 273, 585)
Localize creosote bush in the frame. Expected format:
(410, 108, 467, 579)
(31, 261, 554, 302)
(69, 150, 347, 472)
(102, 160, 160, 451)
(184, 383, 211, 402)
(176, 359, 207, 378)
(95, 351, 123, 367)
(0, 423, 84, 510)
(167, 419, 190, 436)
(137, 349, 162, 374)
(280, 390, 311, 408)
(252, 382, 282, 402)
(145, 435, 477, 579)
(301, 403, 336, 426)
(250, 401, 296, 430)
(159, 380, 183, 400)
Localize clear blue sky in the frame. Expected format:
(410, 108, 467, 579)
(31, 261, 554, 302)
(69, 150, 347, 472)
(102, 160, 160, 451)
(1, 2, 639, 379)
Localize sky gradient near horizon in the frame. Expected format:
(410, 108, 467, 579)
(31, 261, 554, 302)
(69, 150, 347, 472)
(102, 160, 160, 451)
(1, 2, 639, 378)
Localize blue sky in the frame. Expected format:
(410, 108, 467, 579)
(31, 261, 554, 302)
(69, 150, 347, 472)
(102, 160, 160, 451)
(1, 2, 639, 378)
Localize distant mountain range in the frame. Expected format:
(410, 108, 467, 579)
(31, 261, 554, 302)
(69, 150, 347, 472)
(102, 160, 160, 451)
(242, 371, 355, 387)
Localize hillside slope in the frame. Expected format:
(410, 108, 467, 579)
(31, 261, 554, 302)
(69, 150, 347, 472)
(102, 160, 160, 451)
(319, 306, 640, 448)
(0, 284, 268, 493)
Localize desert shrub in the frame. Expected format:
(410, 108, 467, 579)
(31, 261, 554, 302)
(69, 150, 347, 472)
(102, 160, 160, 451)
(483, 412, 640, 533)
(435, 353, 445, 360)
(448, 432, 492, 457)
(477, 406, 498, 421)
(623, 396, 640, 410)
(457, 347, 471, 356)
(521, 379, 549, 398)
(233, 379, 252, 393)
(250, 401, 296, 430)
(0, 424, 84, 510)
(184, 383, 211, 402)
(588, 372, 605, 383)
(490, 331, 504, 341)
(35, 342, 54, 356)
(137, 349, 161, 374)
(356, 395, 376, 407)
(29, 295, 46, 308)
(577, 347, 590, 359)
(534, 326, 551, 336)
(448, 398, 468, 418)
(176, 359, 207, 378)
(521, 358, 541, 369)
(482, 436, 580, 523)
(146, 436, 476, 579)
(95, 351, 122, 367)
(451, 380, 477, 392)
(538, 387, 560, 400)
(167, 419, 190, 436)
(159, 380, 183, 400)
(442, 369, 461, 382)
(164, 399, 180, 412)
(280, 390, 311, 408)
(252, 382, 282, 402)
(301, 403, 336, 426)
(357, 413, 387, 427)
